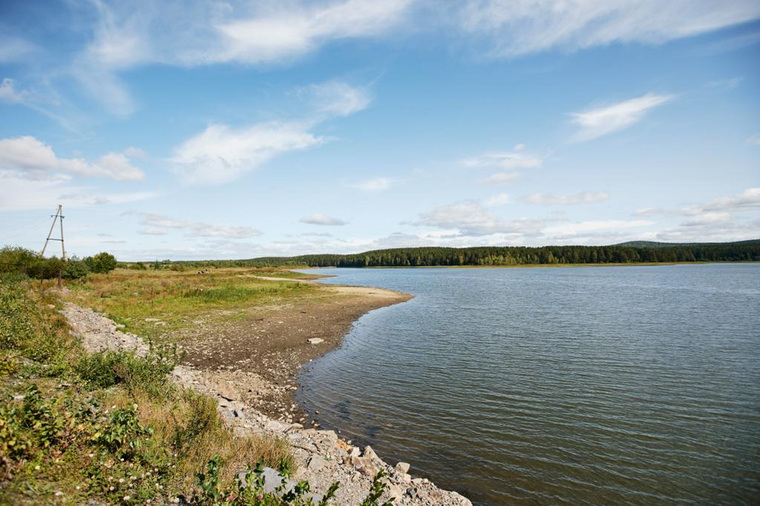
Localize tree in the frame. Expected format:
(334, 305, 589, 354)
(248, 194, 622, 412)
(85, 252, 118, 274)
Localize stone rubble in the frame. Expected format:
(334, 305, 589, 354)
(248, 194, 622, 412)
(63, 303, 472, 506)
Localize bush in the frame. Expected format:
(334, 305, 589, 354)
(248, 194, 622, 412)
(85, 252, 118, 274)
(62, 259, 90, 280)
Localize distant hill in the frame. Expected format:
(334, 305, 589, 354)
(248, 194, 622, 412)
(162, 240, 760, 269)
(615, 240, 760, 248)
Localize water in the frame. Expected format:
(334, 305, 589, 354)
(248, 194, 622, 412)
(296, 264, 760, 505)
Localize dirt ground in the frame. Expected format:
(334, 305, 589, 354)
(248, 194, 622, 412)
(176, 281, 412, 422)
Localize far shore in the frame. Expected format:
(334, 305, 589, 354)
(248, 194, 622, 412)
(295, 260, 757, 270)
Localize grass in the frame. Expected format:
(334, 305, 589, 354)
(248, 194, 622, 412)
(64, 268, 320, 344)
(0, 273, 295, 504)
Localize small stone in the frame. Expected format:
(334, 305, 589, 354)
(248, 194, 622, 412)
(395, 462, 410, 474)
(307, 455, 325, 471)
(307, 338, 324, 345)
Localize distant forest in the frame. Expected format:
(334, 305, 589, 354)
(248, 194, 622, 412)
(166, 240, 760, 269)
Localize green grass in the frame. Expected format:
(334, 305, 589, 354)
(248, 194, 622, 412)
(65, 268, 318, 344)
(0, 274, 295, 505)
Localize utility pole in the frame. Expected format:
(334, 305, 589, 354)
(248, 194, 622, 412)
(41, 204, 67, 261)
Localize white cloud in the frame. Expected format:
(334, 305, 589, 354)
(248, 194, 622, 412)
(570, 93, 674, 141)
(171, 123, 324, 185)
(484, 193, 510, 206)
(478, 172, 523, 186)
(171, 80, 369, 185)
(0, 78, 30, 103)
(543, 220, 653, 240)
(130, 212, 261, 238)
(681, 212, 731, 227)
(748, 135, 760, 146)
(123, 146, 147, 158)
(414, 201, 545, 236)
(655, 217, 760, 243)
(463, 150, 543, 170)
(456, 0, 760, 57)
(297, 80, 372, 118)
(214, 0, 414, 65)
(525, 192, 609, 205)
(0, 136, 145, 181)
(351, 177, 395, 192)
(703, 187, 760, 212)
(0, 173, 154, 211)
(300, 214, 348, 226)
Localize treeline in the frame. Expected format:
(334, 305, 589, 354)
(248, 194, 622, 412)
(0, 247, 117, 280)
(165, 241, 760, 269)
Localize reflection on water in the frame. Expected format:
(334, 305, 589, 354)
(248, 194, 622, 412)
(297, 265, 760, 505)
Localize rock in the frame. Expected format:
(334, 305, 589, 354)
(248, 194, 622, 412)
(363, 445, 379, 462)
(307, 455, 325, 471)
(395, 462, 410, 474)
(386, 483, 405, 502)
(307, 338, 324, 345)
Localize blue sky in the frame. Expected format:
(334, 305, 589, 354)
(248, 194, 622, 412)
(1, 0, 759, 261)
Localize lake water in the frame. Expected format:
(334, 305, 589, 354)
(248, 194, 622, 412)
(296, 264, 760, 505)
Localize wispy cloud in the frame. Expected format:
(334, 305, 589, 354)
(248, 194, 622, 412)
(570, 93, 674, 141)
(525, 192, 609, 205)
(463, 150, 543, 170)
(484, 193, 510, 206)
(455, 1, 760, 57)
(477, 173, 523, 186)
(0, 136, 145, 181)
(0, 174, 154, 211)
(299, 214, 348, 226)
(298, 80, 372, 119)
(129, 212, 261, 238)
(351, 177, 395, 192)
(702, 187, 760, 212)
(0, 78, 32, 103)
(748, 134, 760, 146)
(171, 80, 370, 185)
(171, 122, 324, 185)
(414, 201, 545, 236)
(542, 220, 653, 241)
(213, 0, 414, 65)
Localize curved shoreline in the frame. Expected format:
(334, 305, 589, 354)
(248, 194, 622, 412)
(63, 280, 473, 504)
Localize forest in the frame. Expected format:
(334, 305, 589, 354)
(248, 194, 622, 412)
(167, 240, 760, 269)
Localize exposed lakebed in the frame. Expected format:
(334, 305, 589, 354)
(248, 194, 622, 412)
(297, 264, 760, 505)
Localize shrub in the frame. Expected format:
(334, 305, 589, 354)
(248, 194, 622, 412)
(85, 252, 118, 274)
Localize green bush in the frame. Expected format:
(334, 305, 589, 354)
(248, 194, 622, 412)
(85, 252, 118, 274)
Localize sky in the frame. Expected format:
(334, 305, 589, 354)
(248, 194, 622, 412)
(1, 0, 759, 261)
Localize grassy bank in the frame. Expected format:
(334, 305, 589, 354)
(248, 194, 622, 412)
(0, 271, 316, 504)
(64, 268, 322, 346)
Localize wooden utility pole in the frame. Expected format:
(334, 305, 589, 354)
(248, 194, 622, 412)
(41, 204, 67, 261)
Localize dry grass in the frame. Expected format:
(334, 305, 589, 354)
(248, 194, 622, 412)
(103, 384, 294, 495)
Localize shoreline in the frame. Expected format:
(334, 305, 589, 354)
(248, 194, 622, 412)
(62, 282, 475, 504)
(177, 279, 413, 423)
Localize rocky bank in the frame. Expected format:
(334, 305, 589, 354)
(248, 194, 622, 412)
(62, 303, 472, 505)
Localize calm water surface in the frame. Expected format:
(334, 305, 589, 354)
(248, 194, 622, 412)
(296, 264, 760, 505)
